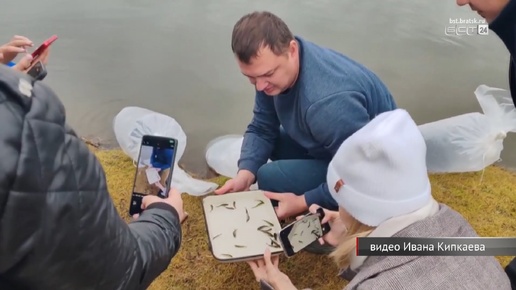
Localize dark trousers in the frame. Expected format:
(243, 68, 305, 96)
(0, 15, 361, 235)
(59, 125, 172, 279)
(507, 257, 516, 290)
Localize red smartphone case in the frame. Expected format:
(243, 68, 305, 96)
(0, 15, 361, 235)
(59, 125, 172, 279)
(31, 35, 58, 59)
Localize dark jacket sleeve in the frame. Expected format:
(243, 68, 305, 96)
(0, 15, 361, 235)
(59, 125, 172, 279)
(0, 66, 181, 290)
(510, 57, 515, 101)
(490, 0, 516, 103)
(127, 203, 182, 288)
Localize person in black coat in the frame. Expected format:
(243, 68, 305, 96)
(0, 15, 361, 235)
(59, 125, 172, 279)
(456, 0, 516, 288)
(0, 64, 186, 289)
(456, 0, 515, 103)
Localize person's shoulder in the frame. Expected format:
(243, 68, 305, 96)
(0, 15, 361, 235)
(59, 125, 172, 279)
(295, 35, 349, 62)
(0, 66, 36, 111)
(489, 0, 516, 55)
(397, 203, 478, 238)
(490, 0, 516, 31)
(296, 36, 372, 85)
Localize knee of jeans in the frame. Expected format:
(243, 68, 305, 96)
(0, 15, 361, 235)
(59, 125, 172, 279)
(256, 162, 280, 191)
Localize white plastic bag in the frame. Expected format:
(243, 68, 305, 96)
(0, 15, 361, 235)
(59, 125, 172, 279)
(205, 134, 268, 190)
(205, 135, 245, 178)
(419, 85, 516, 173)
(113, 106, 218, 196)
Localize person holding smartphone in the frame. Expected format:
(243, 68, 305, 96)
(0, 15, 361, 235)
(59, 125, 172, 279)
(247, 109, 510, 290)
(0, 65, 186, 289)
(216, 12, 396, 240)
(0, 35, 50, 73)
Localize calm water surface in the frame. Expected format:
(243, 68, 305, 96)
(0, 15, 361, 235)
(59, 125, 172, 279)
(1, 0, 514, 176)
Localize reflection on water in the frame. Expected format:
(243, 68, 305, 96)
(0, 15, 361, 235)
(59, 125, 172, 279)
(0, 0, 513, 176)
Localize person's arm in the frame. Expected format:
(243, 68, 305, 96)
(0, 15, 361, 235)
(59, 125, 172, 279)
(238, 91, 280, 179)
(0, 72, 182, 290)
(489, 0, 515, 57)
(490, 0, 516, 104)
(41, 141, 182, 290)
(127, 203, 182, 287)
(303, 91, 371, 207)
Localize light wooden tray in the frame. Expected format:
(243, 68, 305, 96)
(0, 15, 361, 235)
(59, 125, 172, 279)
(202, 190, 284, 262)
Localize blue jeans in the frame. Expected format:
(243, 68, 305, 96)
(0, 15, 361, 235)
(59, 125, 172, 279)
(256, 128, 338, 211)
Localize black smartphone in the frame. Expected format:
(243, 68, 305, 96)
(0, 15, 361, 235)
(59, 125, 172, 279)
(128, 135, 178, 216)
(279, 208, 331, 257)
(27, 61, 47, 81)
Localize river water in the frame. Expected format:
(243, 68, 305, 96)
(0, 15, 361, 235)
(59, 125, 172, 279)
(1, 0, 514, 176)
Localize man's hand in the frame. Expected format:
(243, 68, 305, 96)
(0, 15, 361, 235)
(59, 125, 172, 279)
(247, 248, 297, 290)
(133, 188, 188, 223)
(0, 35, 33, 64)
(214, 169, 255, 194)
(263, 191, 308, 220)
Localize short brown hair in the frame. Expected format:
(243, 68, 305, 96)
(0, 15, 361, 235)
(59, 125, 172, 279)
(231, 11, 295, 64)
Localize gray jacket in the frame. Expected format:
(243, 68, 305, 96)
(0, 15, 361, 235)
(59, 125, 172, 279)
(344, 204, 510, 290)
(0, 65, 182, 290)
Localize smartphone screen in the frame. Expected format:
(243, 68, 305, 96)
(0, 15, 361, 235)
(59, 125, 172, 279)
(279, 210, 331, 257)
(129, 135, 177, 216)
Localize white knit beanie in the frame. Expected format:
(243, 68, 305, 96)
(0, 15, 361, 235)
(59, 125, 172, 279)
(327, 109, 431, 227)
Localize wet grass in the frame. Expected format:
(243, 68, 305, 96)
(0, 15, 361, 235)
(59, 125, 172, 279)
(93, 148, 516, 290)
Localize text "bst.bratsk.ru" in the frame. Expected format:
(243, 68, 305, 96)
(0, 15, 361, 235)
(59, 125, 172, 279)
(449, 18, 486, 24)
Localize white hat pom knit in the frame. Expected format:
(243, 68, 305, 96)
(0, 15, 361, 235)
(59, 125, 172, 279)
(327, 109, 431, 227)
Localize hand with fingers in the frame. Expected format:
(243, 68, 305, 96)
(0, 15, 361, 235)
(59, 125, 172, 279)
(0, 35, 33, 65)
(263, 191, 308, 220)
(306, 204, 347, 247)
(0, 35, 52, 73)
(214, 169, 255, 195)
(18, 46, 51, 74)
(132, 188, 188, 223)
(247, 248, 297, 290)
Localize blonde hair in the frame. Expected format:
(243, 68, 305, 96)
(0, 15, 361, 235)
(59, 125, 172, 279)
(329, 217, 376, 269)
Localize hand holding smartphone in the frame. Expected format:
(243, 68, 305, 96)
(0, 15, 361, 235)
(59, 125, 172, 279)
(137, 188, 189, 224)
(27, 35, 57, 80)
(279, 208, 331, 257)
(129, 135, 178, 216)
(31, 35, 57, 61)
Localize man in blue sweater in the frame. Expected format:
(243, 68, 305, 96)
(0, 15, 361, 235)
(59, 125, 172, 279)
(456, 0, 515, 288)
(215, 11, 396, 224)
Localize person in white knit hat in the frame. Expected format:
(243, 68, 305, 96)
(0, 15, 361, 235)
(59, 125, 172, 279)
(247, 109, 510, 290)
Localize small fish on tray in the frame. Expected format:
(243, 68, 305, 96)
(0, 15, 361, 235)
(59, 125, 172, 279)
(202, 190, 284, 262)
